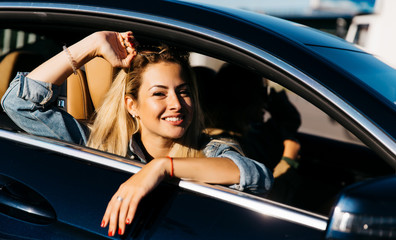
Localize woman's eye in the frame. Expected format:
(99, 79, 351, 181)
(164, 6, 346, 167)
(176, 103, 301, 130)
(179, 90, 190, 97)
(153, 92, 166, 97)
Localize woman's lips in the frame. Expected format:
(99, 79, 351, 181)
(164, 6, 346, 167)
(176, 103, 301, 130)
(163, 116, 184, 125)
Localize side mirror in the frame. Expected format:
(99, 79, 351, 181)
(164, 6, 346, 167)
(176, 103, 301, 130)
(326, 175, 396, 239)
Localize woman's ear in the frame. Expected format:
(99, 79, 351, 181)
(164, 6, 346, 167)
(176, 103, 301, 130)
(125, 96, 138, 118)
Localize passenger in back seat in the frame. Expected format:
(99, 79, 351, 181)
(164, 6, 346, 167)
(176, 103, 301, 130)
(199, 63, 302, 174)
(1, 31, 273, 236)
(198, 63, 303, 204)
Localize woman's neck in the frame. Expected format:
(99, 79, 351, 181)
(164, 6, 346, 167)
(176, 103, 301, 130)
(139, 133, 174, 159)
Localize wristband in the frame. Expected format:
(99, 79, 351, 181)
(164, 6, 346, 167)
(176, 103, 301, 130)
(63, 45, 77, 75)
(281, 156, 299, 169)
(166, 156, 174, 177)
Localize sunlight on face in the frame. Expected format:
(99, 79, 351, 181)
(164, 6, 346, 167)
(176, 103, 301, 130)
(134, 62, 194, 143)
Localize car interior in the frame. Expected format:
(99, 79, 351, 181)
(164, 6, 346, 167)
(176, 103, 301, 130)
(0, 27, 394, 217)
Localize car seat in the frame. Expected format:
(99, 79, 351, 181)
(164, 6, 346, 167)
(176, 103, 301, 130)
(65, 57, 114, 122)
(84, 57, 115, 110)
(0, 51, 44, 100)
(65, 69, 93, 121)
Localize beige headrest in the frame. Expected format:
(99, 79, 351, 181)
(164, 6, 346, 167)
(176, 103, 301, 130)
(85, 57, 115, 110)
(66, 69, 93, 120)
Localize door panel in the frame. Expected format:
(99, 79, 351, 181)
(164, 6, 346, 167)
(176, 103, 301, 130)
(0, 135, 324, 239)
(281, 133, 394, 214)
(0, 136, 130, 238)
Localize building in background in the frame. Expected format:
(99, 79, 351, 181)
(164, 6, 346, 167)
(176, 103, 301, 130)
(278, 0, 375, 38)
(310, 0, 375, 14)
(345, 0, 396, 69)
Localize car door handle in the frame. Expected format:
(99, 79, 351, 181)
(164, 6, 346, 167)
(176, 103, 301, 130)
(0, 174, 56, 224)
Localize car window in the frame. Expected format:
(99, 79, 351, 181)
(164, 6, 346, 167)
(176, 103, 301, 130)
(190, 53, 394, 215)
(0, 28, 393, 217)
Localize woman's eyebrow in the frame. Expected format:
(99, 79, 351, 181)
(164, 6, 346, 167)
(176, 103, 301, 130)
(176, 83, 189, 89)
(149, 85, 168, 90)
(149, 83, 188, 90)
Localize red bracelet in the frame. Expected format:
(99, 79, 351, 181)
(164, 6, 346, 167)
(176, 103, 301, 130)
(166, 156, 174, 177)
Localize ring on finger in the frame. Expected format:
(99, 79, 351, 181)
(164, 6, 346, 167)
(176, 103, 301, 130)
(117, 196, 123, 202)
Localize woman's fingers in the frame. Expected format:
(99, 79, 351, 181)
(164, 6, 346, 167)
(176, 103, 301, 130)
(117, 195, 132, 235)
(98, 31, 137, 68)
(100, 183, 146, 236)
(122, 50, 136, 68)
(100, 159, 167, 236)
(120, 31, 138, 47)
(101, 193, 117, 227)
(116, 193, 142, 235)
(118, 32, 138, 68)
(126, 197, 140, 225)
(108, 198, 122, 236)
(120, 31, 133, 39)
(101, 194, 121, 236)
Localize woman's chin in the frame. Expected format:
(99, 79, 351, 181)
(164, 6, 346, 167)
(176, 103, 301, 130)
(164, 130, 187, 140)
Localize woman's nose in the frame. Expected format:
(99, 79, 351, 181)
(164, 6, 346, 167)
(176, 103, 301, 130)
(168, 92, 182, 110)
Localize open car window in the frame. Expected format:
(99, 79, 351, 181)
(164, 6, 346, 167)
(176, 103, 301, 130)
(188, 53, 394, 214)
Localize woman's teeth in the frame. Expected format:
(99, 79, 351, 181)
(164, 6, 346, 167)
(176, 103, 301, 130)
(165, 117, 182, 122)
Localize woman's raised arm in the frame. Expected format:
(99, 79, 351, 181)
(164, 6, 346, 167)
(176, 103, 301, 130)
(1, 31, 137, 144)
(27, 31, 136, 85)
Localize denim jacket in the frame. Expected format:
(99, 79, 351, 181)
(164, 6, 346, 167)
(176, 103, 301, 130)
(1, 73, 273, 193)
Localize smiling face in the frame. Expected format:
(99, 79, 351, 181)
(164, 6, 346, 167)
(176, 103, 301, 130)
(126, 61, 194, 144)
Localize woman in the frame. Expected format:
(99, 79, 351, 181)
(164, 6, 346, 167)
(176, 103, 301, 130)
(1, 31, 273, 236)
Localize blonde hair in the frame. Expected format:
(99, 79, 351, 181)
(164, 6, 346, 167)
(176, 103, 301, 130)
(87, 45, 205, 158)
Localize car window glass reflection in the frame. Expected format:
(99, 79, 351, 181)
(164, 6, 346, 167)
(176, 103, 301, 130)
(192, 58, 394, 215)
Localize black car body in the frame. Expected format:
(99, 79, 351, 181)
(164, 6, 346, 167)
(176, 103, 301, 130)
(0, 0, 395, 239)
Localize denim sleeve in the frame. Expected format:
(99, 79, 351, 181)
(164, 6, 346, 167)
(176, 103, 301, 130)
(1, 72, 87, 144)
(203, 138, 273, 194)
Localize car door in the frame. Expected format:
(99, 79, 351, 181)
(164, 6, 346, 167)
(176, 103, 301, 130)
(0, 130, 325, 239)
(0, 131, 134, 239)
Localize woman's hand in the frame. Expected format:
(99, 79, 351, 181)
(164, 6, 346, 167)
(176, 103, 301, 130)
(100, 155, 240, 236)
(94, 31, 137, 68)
(101, 158, 170, 236)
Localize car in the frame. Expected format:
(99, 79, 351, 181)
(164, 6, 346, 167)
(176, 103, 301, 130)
(0, 0, 395, 239)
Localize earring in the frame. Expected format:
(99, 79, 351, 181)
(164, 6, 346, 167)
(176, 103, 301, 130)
(132, 114, 136, 118)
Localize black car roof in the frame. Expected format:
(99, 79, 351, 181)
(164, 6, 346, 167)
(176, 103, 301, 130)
(3, 0, 362, 52)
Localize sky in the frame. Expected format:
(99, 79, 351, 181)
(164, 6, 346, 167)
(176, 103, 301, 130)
(178, 0, 376, 15)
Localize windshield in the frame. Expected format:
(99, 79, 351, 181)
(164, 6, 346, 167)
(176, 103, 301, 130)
(308, 45, 396, 108)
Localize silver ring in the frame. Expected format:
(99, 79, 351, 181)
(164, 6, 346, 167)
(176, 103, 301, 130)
(116, 196, 123, 202)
